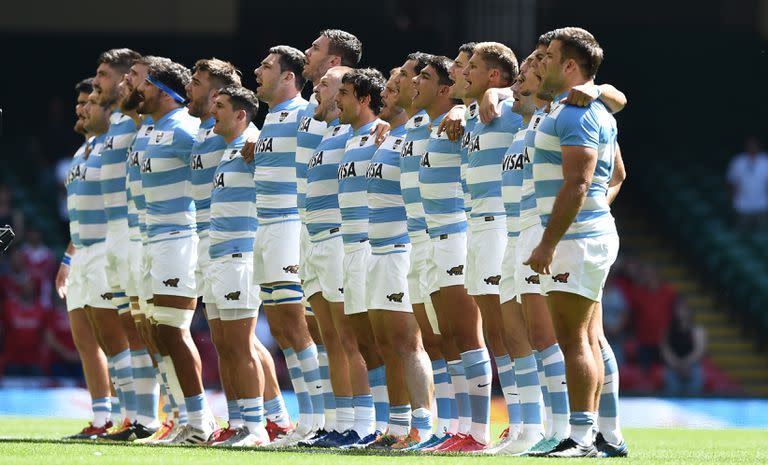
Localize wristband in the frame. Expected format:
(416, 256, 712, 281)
(61, 254, 72, 267)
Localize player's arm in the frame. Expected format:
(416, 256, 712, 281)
(437, 104, 467, 142)
(561, 83, 627, 114)
(607, 143, 626, 205)
(479, 87, 513, 124)
(241, 133, 258, 163)
(55, 242, 75, 299)
(370, 120, 391, 146)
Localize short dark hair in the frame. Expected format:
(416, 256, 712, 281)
(75, 77, 94, 95)
(341, 68, 386, 115)
(426, 55, 454, 86)
(192, 58, 242, 89)
(551, 27, 604, 79)
(147, 59, 191, 103)
(472, 42, 519, 86)
(407, 52, 433, 75)
(97, 48, 141, 74)
(217, 85, 259, 122)
(135, 55, 164, 69)
(537, 31, 556, 47)
(320, 29, 363, 66)
(459, 42, 477, 56)
(269, 45, 307, 91)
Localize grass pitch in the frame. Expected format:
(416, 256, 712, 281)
(0, 417, 765, 465)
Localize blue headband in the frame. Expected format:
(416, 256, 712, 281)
(145, 75, 186, 104)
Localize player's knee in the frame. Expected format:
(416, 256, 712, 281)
(269, 283, 303, 307)
(152, 306, 194, 330)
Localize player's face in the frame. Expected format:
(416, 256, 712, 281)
(117, 74, 132, 112)
(136, 79, 161, 115)
(379, 76, 401, 122)
(304, 35, 333, 83)
(464, 53, 493, 100)
(84, 92, 108, 133)
(449, 51, 471, 99)
(335, 82, 362, 125)
(186, 69, 215, 118)
(412, 64, 440, 110)
(519, 61, 540, 98)
(74, 91, 90, 134)
(394, 59, 418, 108)
(211, 94, 237, 137)
(540, 41, 566, 97)
(312, 70, 341, 122)
(123, 63, 148, 113)
(93, 63, 122, 107)
(254, 53, 283, 102)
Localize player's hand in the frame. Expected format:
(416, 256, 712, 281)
(436, 105, 466, 142)
(561, 84, 600, 107)
(371, 121, 391, 146)
(524, 242, 555, 275)
(241, 134, 258, 163)
(479, 88, 504, 124)
(55, 264, 69, 299)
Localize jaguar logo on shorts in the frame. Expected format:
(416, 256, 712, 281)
(552, 272, 570, 284)
(446, 265, 464, 276)
(387, 292, 405, 303)
(483, 275, 501, 285)
(525, 274, 540, 284)
(338, 288, 344, 294)
(163, 278, 180, 288)
(283, 265, 299, 274)
(224, 291, 241, 301)
(100, 292, 114, 300)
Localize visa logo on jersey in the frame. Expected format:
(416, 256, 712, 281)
(254, 138, 274, 153)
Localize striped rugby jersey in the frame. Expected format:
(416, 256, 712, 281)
(209, 134, 257, 259)
(466, 99, 523, 228)
(140, 107, 199, 241)
(253, 95, 308, 224)
(366, 125, 409, 254)
(501, 128, 528, 238)
(533, 95, 617, 239)
(100, 112, 137, 223)
(66, 140, 89, 249)
(296, 94, 327, 224)
(76, 135, 109, 246)
(419, 111, 466, 238)
(338, 119, 381, 247)
(461, 101, 479, 213)
(190, 117, 227, 236)
(518, 108, 546, 231)
(127, 118, 154, 242)
(400, 111, 430, 237)
(305, 121, 351, 241)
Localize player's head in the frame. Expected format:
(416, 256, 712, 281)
(532, 30, 555, 82)
(122, 56, 155, 114)
(137, 58, 191, 115)
(312, 66, 350, 123)
(186, 58, 242, 118)
(449, 42, 475, 99)
(254, 45, 306, 104)
(74, 78, 94, 135)
(511, 58, 539, 117)
(395, 52, 432, 109)
(540, 27, 603, 98)
(94, 48, 141, 107)
(464, 41, 518, 100)
(84, 90, 111, 135)
(379, 67, 405, 123)
(304, 29, 362, 83)
(412, 55, 455, 111)
(337, 68, 385, 126)
(212, 85, 258, 141)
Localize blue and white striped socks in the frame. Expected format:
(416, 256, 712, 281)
(227, 399, 244, 428)
(184, 393, 213, 430)
(514, 353, 544, 439)
(447, 359, 471, 435)
(412, 407, 432, 441)
(599, 345, 623, 444)
(496, 354, 522, 438)
(317, 345, 336, 432)
(283, 348, 312, 431)
(92, 397, 111, 428)
(541, 344, 570, 439)
(297, 344, 324, 430)
(335, 396, 354, 432)
(131, 349, 159, 428)
(240, 397, 265, 434)
(534, 351, 553, 438)
(461, 348, 492, 445)
(389, 404, 411, 437)
(264, 395, 291, 428)
(352, 394, 375, 437)
(570, 411, 596, 446)
(431, 359, 453, 436)
(368, 366, 389, 433)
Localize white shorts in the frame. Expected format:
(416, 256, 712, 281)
(303, 235, 344, 304)
(299, 225, 312, 311)
(206, 253, 261, 315)
(147, 234, 198, 298)
(367, 247, 412, 312)
(105, 221, 131, 293)
(81, 242, 117, 310)
(515, 223, 546, 299)
(125, 239, 148, 302)
(65, 249, 85, 312)
(407, 232, 431, 305)
(343, 243, 371, 315)
(500, 236, 518, 305)
(540, 233, 620, 302)
(196, 234, 214, 303)
(140, 244, 153, 302)
(466, 226, 507, 296)
(429, 232, 468, 289)
(253, 220, 301, 285)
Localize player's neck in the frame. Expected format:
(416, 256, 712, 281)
(384, 110, 408, 130)
(556, 77, 594, 99)
(222, 126, 246, 145)
(123, 109, 142, 126)
(426, 99, 455, 121)
(350, 111, 376, 131)
(198, 112, 212, 123)
(462, 98, 474, 106)
(268, 88, 299, 109)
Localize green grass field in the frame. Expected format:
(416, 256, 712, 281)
(0, 417, 765, 465)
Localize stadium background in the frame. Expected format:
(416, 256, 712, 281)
(0, 0, 766, 428)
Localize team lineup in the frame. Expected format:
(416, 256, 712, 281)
(57, 26, 628, 458)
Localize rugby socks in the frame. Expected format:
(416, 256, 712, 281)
(496, 354, 522, 438)
(412, 407, 433, 442)
(131, 349, 160, 428)
(107, 360, 126, 422)
(113, 349, 137, 423)
(352, 394, 375, 437)
(389, 404, 411, 437)
(184, 393, 213, 431)
(368, 366, 390, 433)
(335, 396, 354, 432)
(264, 394, 291, 428)
(534, 351, 553, 438)
(283, 348, 313, 431)
(599, 345, 624, 445)
(240, 397, 266, 435)
(160, 355, 187, 424)
(461, 348, 492, 445)
(541, 343, 570, 439)
(431, 359, 454, 436)
(92, 397, 111, 428)
(514, 353, 545, 439)
(317, 345, 336, 432)
(447, 359, 471, 435)
(227, 399, 244, 429)
(570, 411, 597, 447)
(297, 344, 324, 430)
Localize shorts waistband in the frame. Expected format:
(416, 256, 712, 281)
(309, 227, 342, 243)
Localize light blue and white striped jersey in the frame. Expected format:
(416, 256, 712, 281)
(76, 135, 109, 246)
(460, 102, 479, 213)
(296, 95, 327, 224)
(400, 111, 430, 237)
(101, 112, 138, 223)
(533, 96, 617, 239)
(419, 111, 466, 238)
(466, 99, 523, 227)
(501, 128, 528, 238)
(367, 125, 409, 254)
(305, 121, 351, 241)
(125, 128, 141, 242)
(127, 118, 154, 241)
(338, 119, 381, 246)
(140, 107, 199, 241)
(66, 140, 89, 249)
(253, 95, 308, 224)
(190, 117, 227, 236)
(518, 109, 546, 231)
(209, 134, 257, 259)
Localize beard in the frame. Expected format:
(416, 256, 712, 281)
(121, 88, 142, 112)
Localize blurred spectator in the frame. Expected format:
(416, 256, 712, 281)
(45, 301, 82, 379)
(0, 184, 25, 240)
(1, 273, 47, 376)
(661, 300, 707, 396)
(727, 136, 768, 229)
(602, 274, 630, 365)
(19, 226, 56, 308)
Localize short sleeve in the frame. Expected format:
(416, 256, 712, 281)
(556, 105, 600, 149)
(172, 127, 196, 163)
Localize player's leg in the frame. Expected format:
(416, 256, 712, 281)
(254, 336, 293, 441)
(206, 311, 243, 445)
(348, 312, 387, 443)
